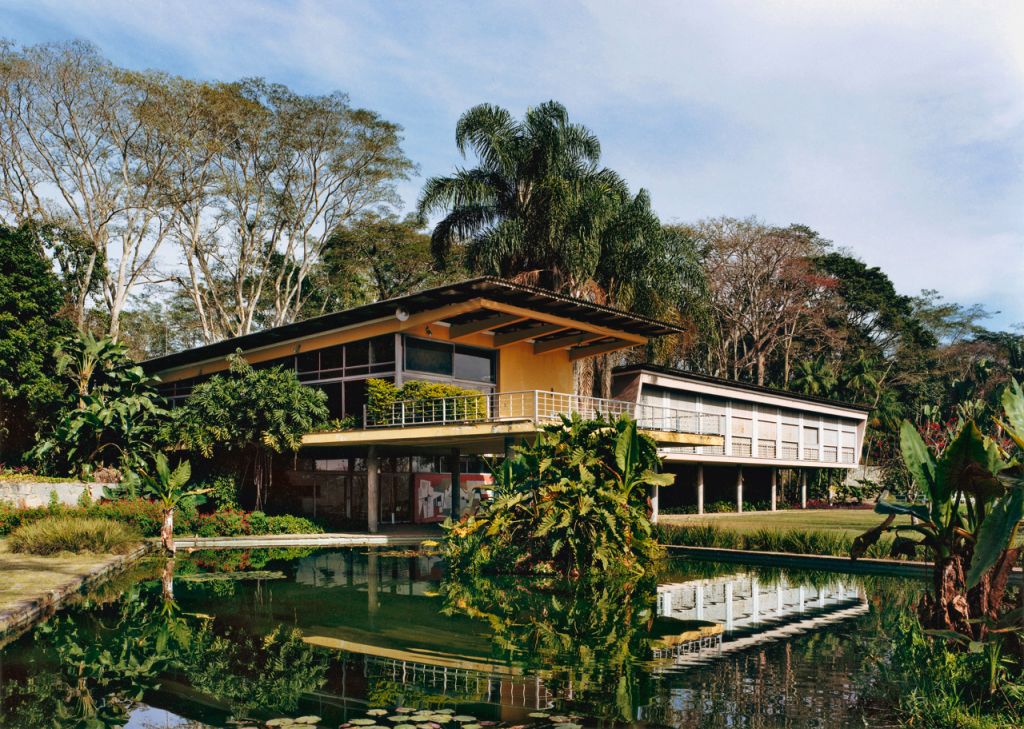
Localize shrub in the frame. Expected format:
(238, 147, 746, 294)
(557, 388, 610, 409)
(365, 378, 487, 424)
(443, 414, 673, 577)
(264, 514, 323, 535)
(202, 474, 240, 510)
(195, 508, 251, 537)
(8, 516, 141, 555)
(86, 498, 166, 536)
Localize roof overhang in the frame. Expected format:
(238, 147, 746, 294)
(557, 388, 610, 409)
(145, 277, 683, 375)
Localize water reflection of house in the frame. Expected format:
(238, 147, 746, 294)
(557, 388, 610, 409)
(654, 573, 867, 663)
(144, 277, 868, 528)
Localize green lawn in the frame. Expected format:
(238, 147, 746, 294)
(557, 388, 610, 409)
(659, 509, 904, 539)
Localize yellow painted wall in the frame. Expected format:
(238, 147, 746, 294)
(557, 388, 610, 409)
(497, 342, 573, 393)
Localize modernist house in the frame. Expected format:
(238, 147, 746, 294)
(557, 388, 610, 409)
(145, 277, 868, 530)
(612, 365, 871, 516)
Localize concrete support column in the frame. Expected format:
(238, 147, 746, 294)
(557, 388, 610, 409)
(450, 447, 462, 520)
(736, 466, 744, 513)
(366, 446, 379, 534)
(696, 465, 705, 515)
(651, 484, 660, 524)
(770, 468, 778, 512)
(800, 470, 808, 509)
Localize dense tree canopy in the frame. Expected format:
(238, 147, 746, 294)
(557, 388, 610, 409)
(0, 224, 72, 461)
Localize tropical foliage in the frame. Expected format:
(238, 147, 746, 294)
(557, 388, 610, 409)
(0, 223, 72, 462)
(852, 380, 1024, 635)
(118, 454, 209, 553)
(31, 332, 166, 478)
(442, 414, 673, 577)
(364, 378, 487, 425)
(167, 354, 328, 510)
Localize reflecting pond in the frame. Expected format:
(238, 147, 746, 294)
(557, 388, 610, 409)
(0, 548, 923, 728)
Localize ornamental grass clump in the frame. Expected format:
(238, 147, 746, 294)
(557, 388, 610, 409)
(8, 516, 141, 555)
(442, 414, 674, 578)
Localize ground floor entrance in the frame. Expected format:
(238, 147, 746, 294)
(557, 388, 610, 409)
(276, 453, 495, 528)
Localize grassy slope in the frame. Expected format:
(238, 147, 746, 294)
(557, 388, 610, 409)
(0, 539, 114, 613)
(659, 509, 905, 539)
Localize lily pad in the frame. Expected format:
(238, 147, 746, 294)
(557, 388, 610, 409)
(527, 713, 550, 719)
(367, 710, 389, 717)
(294, 718, 321, 726)
(452, 717, 476, 723)
(350, 720, 377, 726)
(394, 725, 418, 729)
(554, 724, 583, 729)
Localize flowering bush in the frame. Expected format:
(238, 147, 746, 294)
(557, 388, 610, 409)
(0, 500, 321, 537)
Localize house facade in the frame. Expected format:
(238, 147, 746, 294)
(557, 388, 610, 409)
(145, 277, 721, 531)
(146, 277, 869, 530)
(612, 365, 871, 515)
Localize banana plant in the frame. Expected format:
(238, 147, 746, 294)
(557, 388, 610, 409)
(131, 454, 210, 553)
(853, 380, 1024, 638)
(443, 413, 673, 577)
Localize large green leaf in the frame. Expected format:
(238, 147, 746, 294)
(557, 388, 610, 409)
(899, 420, 936, 500)
(614, 417, 639, 475)
(1000, 379, 1024, 444)
(875, 498, 931, 522)
(966, 485, 1024, 588)
(934, 423, 1002, 522)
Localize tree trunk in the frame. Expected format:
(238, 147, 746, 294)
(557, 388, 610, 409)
(161, 508, 176, 554)
(161, 558, 175, 601)
(921, 555, 970, 634)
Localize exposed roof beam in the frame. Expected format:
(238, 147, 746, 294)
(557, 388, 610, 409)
(492, 322, 569, 347)
(447, 312, 526, 339)
(568, 338, 635, 361)
(534, 331, 604, 355)
(477, 299, 648, 345)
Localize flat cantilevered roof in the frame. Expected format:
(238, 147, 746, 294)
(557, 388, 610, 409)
(144, 277, 683, 373)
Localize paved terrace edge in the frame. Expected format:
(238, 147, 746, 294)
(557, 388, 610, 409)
(0, 542, 155, 643)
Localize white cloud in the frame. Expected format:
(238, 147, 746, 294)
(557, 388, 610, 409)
(4, 0, 1023, 325)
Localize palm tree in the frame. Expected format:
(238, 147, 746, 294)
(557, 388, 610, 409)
(790, 356, 838, 397)
(419, 102, 680, 395)
(419, 102, 664, 297)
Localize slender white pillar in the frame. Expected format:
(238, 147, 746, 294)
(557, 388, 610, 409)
(651, 484, 660, 524)
(736, 466, 744, 513)
(366, 446, 379, 534)
(697, 465, 705, 515)
(770, 468, 777, 511)
(725, 581, 734, 631)
(801, 470, 808, 509)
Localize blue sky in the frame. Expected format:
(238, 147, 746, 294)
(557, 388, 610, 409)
(4, 0, 1023, 328)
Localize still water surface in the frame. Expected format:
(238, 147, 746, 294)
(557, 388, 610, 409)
(0, 548, 921, 728)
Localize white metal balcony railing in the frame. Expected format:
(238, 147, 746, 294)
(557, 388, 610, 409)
(363, 390, 724, 436)
(360, 390, 858, 464)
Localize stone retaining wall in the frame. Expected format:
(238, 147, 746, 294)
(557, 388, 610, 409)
(0, 480, 105, 508)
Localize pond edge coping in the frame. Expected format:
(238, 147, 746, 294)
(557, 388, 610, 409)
(173, 533, 432, 549)
(663, 543, 1024, 584)
(0, 541, 155, 641)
